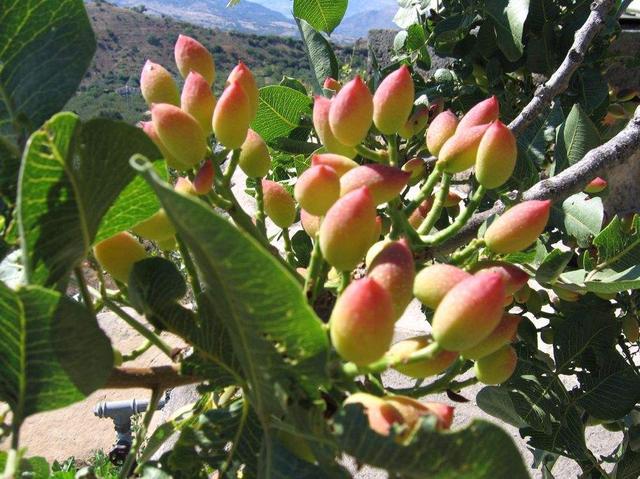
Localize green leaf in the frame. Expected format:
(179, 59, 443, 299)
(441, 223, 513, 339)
(485, 0, 530, 62)
(555, 103, 601, 172)
(0, 0, 95, 139)
(296, 18, 340, 94)
(291, 230, 312, 268)
(476, 387, 529, 428)
(17, 113, 162, 287)
(252, 86, 312, 145)
(293, 0, 347, 34)
(536, 250, 573, 284)
(134, 158, 329, 422)
(333, 405, 529, 478)
(0, 282, 113, 424)
(562, 193, 603, 248)
(575, 68, 609, 113)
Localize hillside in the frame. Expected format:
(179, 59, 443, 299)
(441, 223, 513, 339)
(67, 2, 367, 124)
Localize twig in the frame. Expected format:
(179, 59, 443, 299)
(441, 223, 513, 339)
(433, 111, 640, 256)
(105, 365, 200, 389)
(509, 0, 616, 136)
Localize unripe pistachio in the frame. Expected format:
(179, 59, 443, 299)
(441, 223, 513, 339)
(140, 121, 189, 171)
(365, 240, 392, 269)
(367, 239, 415, 319)
(343, 393, 404, 436)
(294, 165, 340, 216)
(340, 164, 410, 205)
(312, 96, 357, 158)
(398, 105, 430, 139)
(408, 199, 433, 229)
(151, 104, 207, 168)
(373, 65, 415, 135)
(471, 261, 529, 295)
(330, 277, 395, 365)
(174, 34, 215, 85)
(413, 264, 470, 309)
(584, 177, 608, 194)
(181, 71, 216, 134)
(226, 62, 259, 119)
(262, 180, 296, 229)
(426, 110, 458, 156)
(436, 123, 491, 174)
(402, 158, 426, 186)
(174, 177, 196, 195)
(552, 285, 581, 302)
(329, 76, 374, 147)
(484, 200, 552, 254)
(311, 153, 358, 177)
(156, 236, 177, 252)
(212, 81, 251, 150)
(277, 430, 316, 464)
(140, 60, 180, 106)
(457, 96, 500, 131)
(93, 232, 147, 284)
(238, 129, 271, 178)
(443, 190, 462, 208)
(474, 345, 517, 385)
(461, 314, 521, 360)
(384, 396, 454, 432)
(540, 329, 554, 345)
(431, 272, 506, 351)
(300, 210, 322, 238)
(132, 209, 175, 242)
(323, 77, 342, 92)
(320, 187, 377, 271)
(370, 215, 383, 245)
(475, 121, 517, 189)
(388, 335, 459, 378)
(514, 283, 531, 304)
(193, 160, 214, 195)
(622, 316, 639, 342)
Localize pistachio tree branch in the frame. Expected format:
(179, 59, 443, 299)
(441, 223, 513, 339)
(509, 0, 615, 136)
(432, 111, 640, 256)
(105, 365, 201, 390)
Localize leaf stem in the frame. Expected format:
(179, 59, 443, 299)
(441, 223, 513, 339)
(417, 173, 451, 235)
(355, 144, 388, 163)
(122, 340, 153, 363)
(119, 388, 162, 479)
(403, 166, 442, 216)
(254, 179, 267, 237)
(105, 299, 175, 361)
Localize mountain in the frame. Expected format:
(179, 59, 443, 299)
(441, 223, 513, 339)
(68, 2, 367, 123)
(247, 0, 398, 18)
(102, 0, 298, 37)
(334, 6, 398, 38)
(95, 0, 399, 41)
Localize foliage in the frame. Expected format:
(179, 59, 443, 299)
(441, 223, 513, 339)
(1, 0, 639, 478)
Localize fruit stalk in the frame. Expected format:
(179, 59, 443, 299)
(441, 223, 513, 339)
(421, 185, 486, 246)
(403, 166, 442, 216)
(342, 340, 443, 378)
(304, 235, 325, 303)
(223, 149, 241, 188)
(254, 178, 267, 236)
(281, 228, 297, 267)
(387, 134, 399, 167)
(417, 173, 451, 235)
(354, 144, 389, 163)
